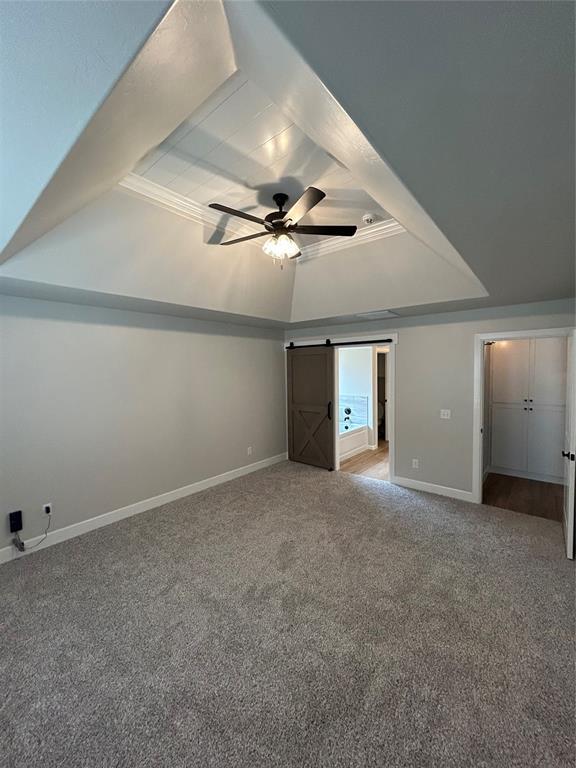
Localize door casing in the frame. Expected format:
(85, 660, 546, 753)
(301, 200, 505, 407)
(285, 334, 397, 478)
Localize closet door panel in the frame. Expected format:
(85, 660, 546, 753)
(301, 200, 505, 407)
(491, 340, 530, 403)
(530, 338, 567, 406)
(527, 407, 565, 479)
(491, 404, 527, 472)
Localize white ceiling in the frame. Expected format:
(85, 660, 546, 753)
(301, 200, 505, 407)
(132, 72, 392, 247)
(0, 0, 171, 257)
(0, 0, 571, 328)
(0, 187, 483, 325)
(0, 0, 237, 263)
(262, 0, 575, 308)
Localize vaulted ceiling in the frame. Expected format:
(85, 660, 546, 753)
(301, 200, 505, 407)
(0, 0, 573, 327)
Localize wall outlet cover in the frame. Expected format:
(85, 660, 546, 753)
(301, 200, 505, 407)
(412, 458, 419, 469)
(440, 409, 451, 420)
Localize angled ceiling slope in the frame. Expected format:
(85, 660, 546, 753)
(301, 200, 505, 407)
(0, 188, 296, 324)
(223, 0, 486, 295)
(0, 0, 171, 256)
(0, 0, 237, 262)
(261, 0, 575, 307)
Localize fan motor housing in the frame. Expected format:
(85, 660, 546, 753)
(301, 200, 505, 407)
(264, 210, 284, 222)
(272, 192, 289, 210)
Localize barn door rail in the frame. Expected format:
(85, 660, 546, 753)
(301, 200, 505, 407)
(285, 338, 393, 350)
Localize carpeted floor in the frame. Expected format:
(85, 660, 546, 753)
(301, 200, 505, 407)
(1, 462, 574, 767)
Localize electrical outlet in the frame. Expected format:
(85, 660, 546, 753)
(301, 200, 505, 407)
(440, 409, 451, 420)
(247, 446, 253, 456)
(412, 458, 419, 469)
(43, 503, 52, 515)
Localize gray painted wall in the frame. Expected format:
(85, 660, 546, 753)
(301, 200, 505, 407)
(0, 296, 287, 549)
(289, 300, 575, 493)
(2, 294, 573, 552)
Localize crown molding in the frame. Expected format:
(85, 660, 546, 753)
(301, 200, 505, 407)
(118, 173, 406, 256)
(118, 173, 259, 239)
(299, 219, 405, 259)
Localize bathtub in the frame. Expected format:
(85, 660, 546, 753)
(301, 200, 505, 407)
(339, 424, 370, 461)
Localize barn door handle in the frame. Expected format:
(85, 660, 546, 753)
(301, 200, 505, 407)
(562, 451, 575, 460)
(327, 401, 332, 420)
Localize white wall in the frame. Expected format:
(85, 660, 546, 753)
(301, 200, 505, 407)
(338, 346, 373, 439)
(339, 347, 372, 398)
(0, 296, 287, 549)
(289, 300, 575, 495)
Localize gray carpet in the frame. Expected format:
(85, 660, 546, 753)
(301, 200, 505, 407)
(1, 462, 574, 768)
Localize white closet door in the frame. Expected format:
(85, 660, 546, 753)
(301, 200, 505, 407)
(527, 406, 565, 480)
(491, 340, 530, 403)
(491, 404, 527, 472)
(530, 337, 567, 406)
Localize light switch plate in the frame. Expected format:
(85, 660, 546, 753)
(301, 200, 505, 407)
(440, 409, 451, 420)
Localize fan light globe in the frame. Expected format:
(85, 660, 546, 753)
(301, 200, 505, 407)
(262, 233, 299, 262)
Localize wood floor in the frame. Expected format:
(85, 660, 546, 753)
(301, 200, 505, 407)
(340, 440, 389, 481)
(483, 472, 563, 522)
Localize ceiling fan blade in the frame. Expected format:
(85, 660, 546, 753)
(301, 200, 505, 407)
(283, 187, 326, 225)
(289, 251, 302, 260)
(209, 203, 267, 227)
(291, 225, 357, 237)
(220, 232, 270, 246)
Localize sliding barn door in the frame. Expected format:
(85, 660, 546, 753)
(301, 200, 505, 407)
(287, 347, 335, 470)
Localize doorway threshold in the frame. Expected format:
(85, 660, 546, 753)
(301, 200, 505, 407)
(339, 440, 390, 481)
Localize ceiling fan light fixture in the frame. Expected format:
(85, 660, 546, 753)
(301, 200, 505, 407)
(209, 187, 356, 261)
(262, 233, 300, 262)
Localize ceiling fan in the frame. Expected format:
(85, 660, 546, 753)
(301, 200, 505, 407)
(208, 187, 357, 263)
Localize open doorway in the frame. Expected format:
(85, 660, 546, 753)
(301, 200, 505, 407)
(337, 345, 390, 481)
(474, 329, 575, 558)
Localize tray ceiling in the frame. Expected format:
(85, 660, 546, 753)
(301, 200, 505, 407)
(130, 72, 394, 250)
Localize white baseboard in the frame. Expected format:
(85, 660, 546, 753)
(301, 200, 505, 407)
(390, 475, 475, 503)
(0, 453, 287, 566)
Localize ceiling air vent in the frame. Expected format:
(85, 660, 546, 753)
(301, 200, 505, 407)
(355, 310, 399, 320)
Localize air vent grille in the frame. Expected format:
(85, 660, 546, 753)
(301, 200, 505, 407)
(354, 310, 399, 319)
